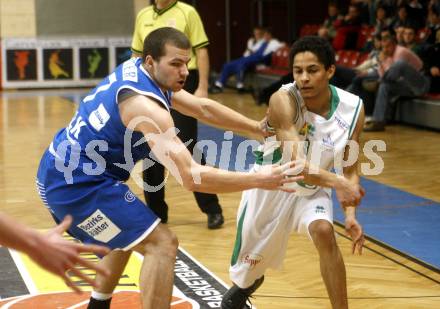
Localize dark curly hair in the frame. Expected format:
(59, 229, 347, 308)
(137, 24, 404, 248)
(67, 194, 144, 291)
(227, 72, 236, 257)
(289, 36, 335, 69)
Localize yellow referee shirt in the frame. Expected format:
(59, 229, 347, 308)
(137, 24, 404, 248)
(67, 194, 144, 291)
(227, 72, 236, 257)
(131, 1, 209, 70)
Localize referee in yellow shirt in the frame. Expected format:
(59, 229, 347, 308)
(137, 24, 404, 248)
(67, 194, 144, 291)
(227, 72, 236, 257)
(131, 0, 224, 229)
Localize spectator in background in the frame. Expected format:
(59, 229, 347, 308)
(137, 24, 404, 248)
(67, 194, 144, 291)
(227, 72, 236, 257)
(318, 2, 344, 41)
(332, 3, 363, 50)
(345, 33, 382, 116)
(402, 25, 424, 55)
(211, 28, 283, 93)
(395, 25, 407, 45)
(352, 0, 371, 24)
(364, 28, 430, 131)
(427, 5, 440, 44)
(243, 27, 266, 57)
(373, 5, 392, 35)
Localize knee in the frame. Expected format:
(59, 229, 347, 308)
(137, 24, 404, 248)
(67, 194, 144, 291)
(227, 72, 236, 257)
(309, 220, 336, 251)
(138, 227, 179, 258)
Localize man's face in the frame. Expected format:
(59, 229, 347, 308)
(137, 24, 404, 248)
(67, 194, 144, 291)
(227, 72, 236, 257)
(292, 51, 334, 100)
(328, 5, 338, 17)
(254, 29, 264, 40)
(148, 44, 190, 92)
(381, 35, 396, 56)
(347, 5, 359, 19)
(403, 28, 416, 45)
(395, 27, 405, 43)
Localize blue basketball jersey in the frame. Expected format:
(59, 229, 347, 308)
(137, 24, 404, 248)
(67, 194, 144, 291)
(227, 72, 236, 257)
(50, 57, 172, 183)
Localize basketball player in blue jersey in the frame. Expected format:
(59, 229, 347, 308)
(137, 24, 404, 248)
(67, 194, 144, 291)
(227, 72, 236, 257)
(36, 27, 302, 309)
(221, 37, 365, 309)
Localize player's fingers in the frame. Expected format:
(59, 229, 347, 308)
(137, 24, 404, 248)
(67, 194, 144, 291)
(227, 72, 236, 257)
(75, 257, 110, 277)
(75, 243, 110, 256)
(52, 215, 73, 235)
(68, 267, 99, 288)
(62, 273, 82, 294)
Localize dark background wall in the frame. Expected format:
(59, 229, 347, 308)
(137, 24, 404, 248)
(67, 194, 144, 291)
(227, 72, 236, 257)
(35, 0, 135, 36)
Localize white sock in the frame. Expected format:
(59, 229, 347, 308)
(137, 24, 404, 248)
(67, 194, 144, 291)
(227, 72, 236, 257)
(91, 291, 112, 300)
(236, 82, 244, 89)
(215, 81, 223, 88)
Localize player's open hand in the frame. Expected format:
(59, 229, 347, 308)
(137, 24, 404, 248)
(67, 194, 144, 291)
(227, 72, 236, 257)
(345, 216, 364, 255)
(27, 215, 110, 293)
(257, 161, 304, 192)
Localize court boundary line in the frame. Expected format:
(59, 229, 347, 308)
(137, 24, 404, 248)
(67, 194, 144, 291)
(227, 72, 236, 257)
(334, 221, 440, 285)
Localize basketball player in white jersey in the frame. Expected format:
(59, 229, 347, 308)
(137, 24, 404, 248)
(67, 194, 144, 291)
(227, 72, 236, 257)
(221, 36, 365, 309)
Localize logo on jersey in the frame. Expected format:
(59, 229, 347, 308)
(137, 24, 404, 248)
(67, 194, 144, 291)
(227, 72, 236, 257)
(124, 190, 136, 203)
(122, 59, 138, 82)
(335, 115, 349, 131)
(315, 205, 326, 214)
(299, 122, 315, 137)
(89, 103, 110, 132)
(77, 209, 121, 242)
(322, 133, 335, 149)
(242, 253, 263, 269)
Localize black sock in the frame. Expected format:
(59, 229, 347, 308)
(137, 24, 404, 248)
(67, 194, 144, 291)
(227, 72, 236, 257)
(87, 297, 112, 309)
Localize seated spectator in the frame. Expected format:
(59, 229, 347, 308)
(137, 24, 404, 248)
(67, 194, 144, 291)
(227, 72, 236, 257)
(395, 25, 407, 45)
(343, 34, 382, 115)
(391, 4, 411, 30)
(373, 5, 392, 35)
(243, 26, 265, 57)
(402, 25, 424, 55)
(364, 28, 430, 131)
(351, 0, 371, 24)
(332, 3, 363, 50)
(427, 5, 440, 45)
(318, 2, 344, 41)
(211, 28, 283, 93)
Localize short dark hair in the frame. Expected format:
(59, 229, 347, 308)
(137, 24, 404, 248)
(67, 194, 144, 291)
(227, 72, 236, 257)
(142, 27, 191, 62)
(381, 27, 397, 42)
(289, 36, 335, 69)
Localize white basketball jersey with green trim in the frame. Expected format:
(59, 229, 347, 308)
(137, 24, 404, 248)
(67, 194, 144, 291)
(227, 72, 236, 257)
(255, 81, 363, 196)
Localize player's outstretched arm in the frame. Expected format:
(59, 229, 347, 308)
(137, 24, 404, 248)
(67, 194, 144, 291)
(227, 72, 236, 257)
(172, 89, 265, 140)
(120, 95, 303, 193)
(0, 213, 110, 293)
(342, 104, 365, 254)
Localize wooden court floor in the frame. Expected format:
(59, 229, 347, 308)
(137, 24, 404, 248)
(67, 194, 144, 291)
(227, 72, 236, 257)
(0, 89, 439, 308)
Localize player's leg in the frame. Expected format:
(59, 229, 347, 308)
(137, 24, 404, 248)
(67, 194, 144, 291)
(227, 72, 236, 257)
(131, 224, 178, 309)
(222, 189, 296, 308)
(310, 219, 347, 309)
(87, 250, 132, 309)
(297, 190, 347, 309)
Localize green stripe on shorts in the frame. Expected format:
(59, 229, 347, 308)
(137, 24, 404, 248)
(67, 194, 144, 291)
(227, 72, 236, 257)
(231, 203, 248, 266)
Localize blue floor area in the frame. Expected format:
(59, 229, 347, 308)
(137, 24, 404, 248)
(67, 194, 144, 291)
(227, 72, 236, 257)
(198, 123, 440, 270)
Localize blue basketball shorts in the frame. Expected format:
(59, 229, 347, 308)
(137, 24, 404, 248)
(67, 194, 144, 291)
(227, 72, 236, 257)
(36, 150, 160, 251)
